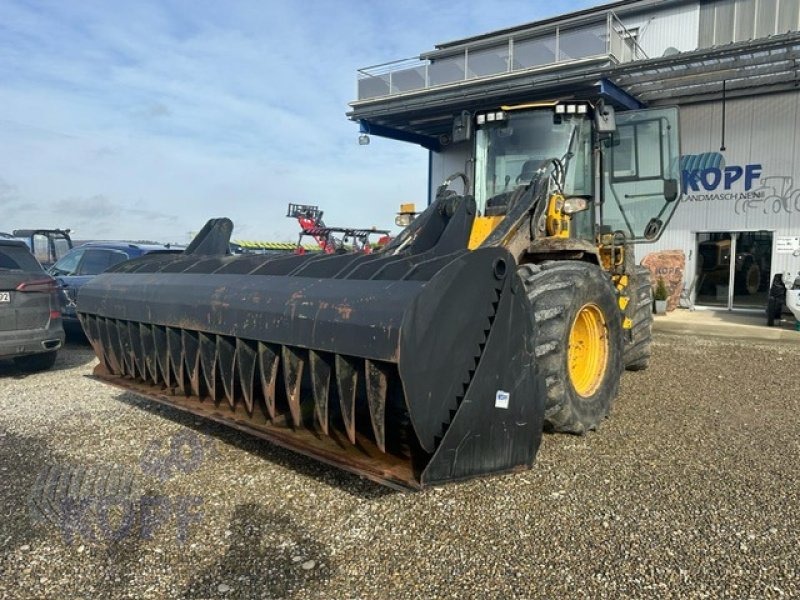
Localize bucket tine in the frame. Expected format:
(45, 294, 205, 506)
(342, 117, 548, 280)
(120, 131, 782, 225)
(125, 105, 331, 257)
(236, 339, 257, 415)
(84, 315, 109, 372)
(116, 320, 133, 377)
(128, 321, 147, 380)
(83, 316, 98, 366)
(105, 318, 124, 376)
(365, 360, 389, 453)
(153, 325, 169, 386)
(109, 319, 127, 376)
(217, 336, 237, 409)
(335, 355, 358, 444)
(198, 332, 218, 402)
(96, 320, 112, 373)
(281, 346, 305, 428)
(127, 321, 145, 380)
(139, 323, 156, 384)
(114, 320, 128, 376)
(182, 330, 201, 397)
(257, 342, 279, 421)
(167, 327, 185, 394)
(108, 321, 124, 375)
(309, 350, 332, 435)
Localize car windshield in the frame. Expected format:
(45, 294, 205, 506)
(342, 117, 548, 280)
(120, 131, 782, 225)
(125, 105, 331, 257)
(49, 249, 84, 276)
(474, 110, 590, 213)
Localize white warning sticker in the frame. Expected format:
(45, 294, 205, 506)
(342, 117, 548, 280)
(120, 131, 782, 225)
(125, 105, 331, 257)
(495, 390, 510, 409)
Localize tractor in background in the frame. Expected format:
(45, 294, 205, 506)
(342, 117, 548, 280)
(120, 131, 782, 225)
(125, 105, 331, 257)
(287, 203, 391, 254)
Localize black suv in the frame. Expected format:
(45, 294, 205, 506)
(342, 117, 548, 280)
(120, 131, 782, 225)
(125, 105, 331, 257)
(0, 239, 65, 371)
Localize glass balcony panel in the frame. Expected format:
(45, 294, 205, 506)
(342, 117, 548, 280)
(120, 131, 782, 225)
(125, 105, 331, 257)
(467, 45, 509, 78)
(358, 74, 391, 100)
(428, 55, 466, 85)
(558, 24, 607, 61)
(392, 66, 427, 92)
(512, 34, 557, 69)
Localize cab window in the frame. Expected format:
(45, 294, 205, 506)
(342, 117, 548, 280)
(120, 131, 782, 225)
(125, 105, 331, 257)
(77, 249, 130, 275)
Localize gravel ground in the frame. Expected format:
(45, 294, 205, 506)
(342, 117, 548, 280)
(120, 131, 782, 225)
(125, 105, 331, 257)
(0, 332, 798, 599)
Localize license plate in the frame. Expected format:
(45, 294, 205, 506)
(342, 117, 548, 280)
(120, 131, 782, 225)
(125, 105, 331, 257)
(0, 292, 10, 303)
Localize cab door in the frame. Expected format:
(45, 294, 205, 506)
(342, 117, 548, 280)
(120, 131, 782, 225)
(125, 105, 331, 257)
(601, 107, 681, 242)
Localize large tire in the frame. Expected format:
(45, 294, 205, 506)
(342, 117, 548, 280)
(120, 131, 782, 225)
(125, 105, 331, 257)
(518, 262, 624, 434)
(735, 260, 761, 295)
(624, 265, 654, 371)
(13, 350, 58, 373)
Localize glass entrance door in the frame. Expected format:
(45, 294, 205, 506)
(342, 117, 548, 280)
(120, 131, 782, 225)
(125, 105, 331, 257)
(695, 231, 773, 310)
(732, 231, 772, 309)
(696, 232, 733, 308)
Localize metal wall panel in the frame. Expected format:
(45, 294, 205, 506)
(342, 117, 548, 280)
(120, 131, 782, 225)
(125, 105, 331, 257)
(698, 0, 798, 48)
(734, 0, 757, 41)
(647, 91, 800, 292)
(626, 1, 701, 57)
(756, 0, 778, 38)
(714, 0, 736, 45)
(699, 1, 717, 47)
(777, 0, 800, 33)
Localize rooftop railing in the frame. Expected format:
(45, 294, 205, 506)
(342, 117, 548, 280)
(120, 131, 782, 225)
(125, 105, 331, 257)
(356, 12, 646, 101)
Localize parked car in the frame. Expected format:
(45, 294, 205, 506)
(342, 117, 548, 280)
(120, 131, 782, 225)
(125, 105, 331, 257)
(0, 239, 65, 371)
(48, 242, 183, 325)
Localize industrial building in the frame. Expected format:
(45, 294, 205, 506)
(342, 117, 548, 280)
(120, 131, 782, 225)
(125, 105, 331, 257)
(349, 0, 800, 312)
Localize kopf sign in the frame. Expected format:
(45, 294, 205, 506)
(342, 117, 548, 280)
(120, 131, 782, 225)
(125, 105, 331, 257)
(682, 163, 762, 193)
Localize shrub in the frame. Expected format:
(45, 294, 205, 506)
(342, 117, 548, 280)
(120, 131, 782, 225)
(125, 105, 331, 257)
(655, 277, 669, 301)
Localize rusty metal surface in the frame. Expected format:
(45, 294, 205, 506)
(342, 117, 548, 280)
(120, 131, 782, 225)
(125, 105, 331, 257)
(92, 364, 420, 491)
(528, 237, 600, 257)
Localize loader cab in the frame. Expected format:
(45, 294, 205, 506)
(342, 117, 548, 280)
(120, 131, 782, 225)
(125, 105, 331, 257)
(470, 102, 681, 244)
(474, 105, 592, 208)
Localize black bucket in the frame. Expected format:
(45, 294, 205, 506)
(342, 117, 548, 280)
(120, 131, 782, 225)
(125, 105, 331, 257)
(78, 195, 544, 489)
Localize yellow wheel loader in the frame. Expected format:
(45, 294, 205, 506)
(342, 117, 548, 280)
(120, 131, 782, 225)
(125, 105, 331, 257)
(77, 100, 681, 489)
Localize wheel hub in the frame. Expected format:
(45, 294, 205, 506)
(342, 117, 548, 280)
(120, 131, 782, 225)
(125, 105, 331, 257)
(568, 303, 609, 398)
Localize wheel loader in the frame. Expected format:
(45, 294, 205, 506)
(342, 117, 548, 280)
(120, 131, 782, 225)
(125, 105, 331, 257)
(76, 100, 681, 489)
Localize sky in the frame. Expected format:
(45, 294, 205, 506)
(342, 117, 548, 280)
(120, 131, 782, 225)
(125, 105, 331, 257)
(0, 0, 600, 243)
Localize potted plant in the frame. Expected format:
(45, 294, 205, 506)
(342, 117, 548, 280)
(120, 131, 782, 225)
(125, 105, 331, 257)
(654, 277, 669, 314)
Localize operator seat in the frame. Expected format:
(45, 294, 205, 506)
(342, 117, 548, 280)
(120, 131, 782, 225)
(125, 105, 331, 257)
(516, 159, 540, 183)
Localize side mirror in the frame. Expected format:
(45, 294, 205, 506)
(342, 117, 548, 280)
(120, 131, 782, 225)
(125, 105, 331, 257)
(664, 178, 679, 202)
(452, 111, 472, 143)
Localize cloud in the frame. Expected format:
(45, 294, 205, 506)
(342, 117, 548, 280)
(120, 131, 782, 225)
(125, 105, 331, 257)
(136, 102, 172, 119)
(0, 0, 599, 243)
(0, 176, 18, 199)
(51, 193, 176, 225)
(52, 195, 120, 219)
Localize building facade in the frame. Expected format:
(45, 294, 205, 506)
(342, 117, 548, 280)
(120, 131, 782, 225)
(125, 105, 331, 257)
(350, 0, 800, 311)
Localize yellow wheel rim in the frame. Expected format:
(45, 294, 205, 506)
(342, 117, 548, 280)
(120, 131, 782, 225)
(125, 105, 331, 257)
(568, 303, 609, 398)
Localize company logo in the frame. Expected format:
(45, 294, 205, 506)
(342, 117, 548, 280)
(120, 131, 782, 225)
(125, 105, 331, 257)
(679, 152, 800, 214)
(682, 163, 762, 193)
